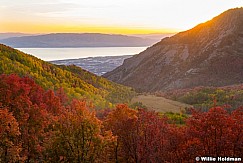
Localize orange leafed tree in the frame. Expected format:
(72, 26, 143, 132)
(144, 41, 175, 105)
(0, 108, 22, 162)
(45, 99, 116, 162)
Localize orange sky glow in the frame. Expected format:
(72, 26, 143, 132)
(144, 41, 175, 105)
(1, 22, 179, 34)
(0, 0, 242, 34)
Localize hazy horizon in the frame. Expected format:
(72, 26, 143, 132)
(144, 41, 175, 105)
(0, 32, 176, 35)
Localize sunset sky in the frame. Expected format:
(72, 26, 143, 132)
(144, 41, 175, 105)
(1, 0, 242, 34)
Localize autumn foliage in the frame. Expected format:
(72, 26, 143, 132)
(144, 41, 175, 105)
(0, 44, 136, 109)
(0, 74, 116, 162)
(0, 74, 242, 162)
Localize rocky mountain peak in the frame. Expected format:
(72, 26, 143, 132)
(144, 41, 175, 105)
(103, 8, 243, 92)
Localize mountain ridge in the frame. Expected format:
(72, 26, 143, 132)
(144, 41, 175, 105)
(104, 8, 243, 92)
(0, 33, 34, 40)
(0, 33, 156, 48)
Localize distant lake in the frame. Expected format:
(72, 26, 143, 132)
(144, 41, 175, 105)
(17, 47, 147, 61)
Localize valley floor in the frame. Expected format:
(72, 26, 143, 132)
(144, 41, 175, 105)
(131, 95, 192, 113)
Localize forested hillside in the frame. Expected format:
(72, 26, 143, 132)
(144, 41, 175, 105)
(0, 74, 242, 162)
(0, 44, 135, 108)
(161, 85, 243, 112)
